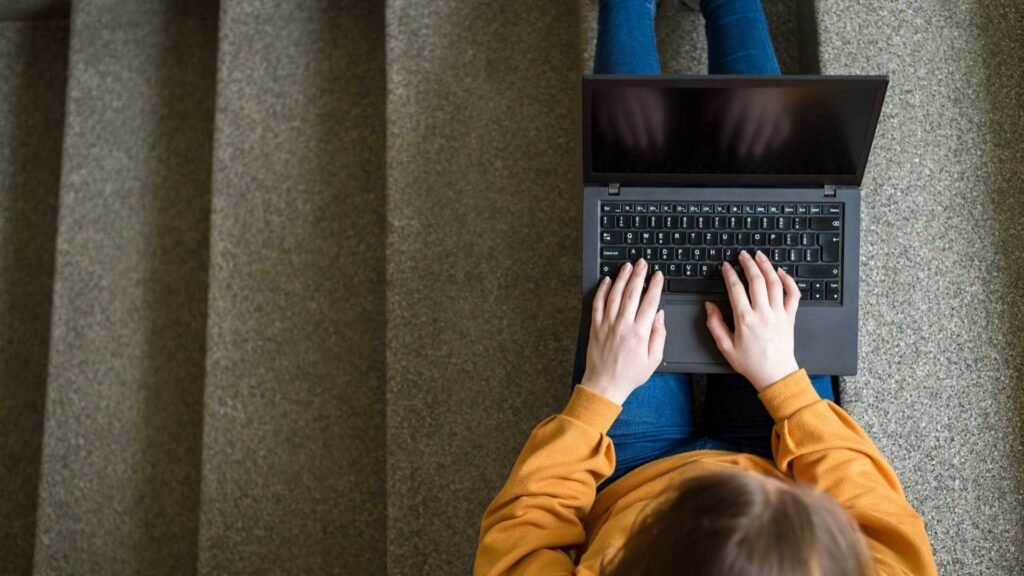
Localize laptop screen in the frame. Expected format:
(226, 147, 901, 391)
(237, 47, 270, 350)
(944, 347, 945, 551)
(583, 76, 888, 187)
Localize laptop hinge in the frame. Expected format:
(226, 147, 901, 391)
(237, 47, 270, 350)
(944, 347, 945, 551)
(608, 183, 620, 196)
(824, 185, 837, 198)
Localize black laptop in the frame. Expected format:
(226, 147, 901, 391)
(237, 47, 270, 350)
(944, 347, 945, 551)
(581, 75, 888, 375)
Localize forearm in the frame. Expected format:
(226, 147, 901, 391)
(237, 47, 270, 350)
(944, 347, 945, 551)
(475, 385, 621, 575)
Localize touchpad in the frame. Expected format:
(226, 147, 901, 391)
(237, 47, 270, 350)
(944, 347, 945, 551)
(663, 302, 729, 365)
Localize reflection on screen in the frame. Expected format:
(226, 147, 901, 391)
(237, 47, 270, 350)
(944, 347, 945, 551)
(591, 84, 879, 176)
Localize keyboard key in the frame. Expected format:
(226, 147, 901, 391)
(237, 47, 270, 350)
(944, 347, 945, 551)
(688, 232, 702, 245)
(651, 262, 665, 274)
(708, 248, 722, 261)
(622, 203, 635, 213)
(616, 215, 628, 228)
(792, 217, 806, 231)
(664, 215, 677, 229)
(601, 215, 615, 229)
(647, 215, 661, 229)
(720, 232, 734, 245)
(826, 205, 842, 215)
(672, 231, 685, 245)
(730, 204, 742, 214)
(600, 262, 619, 276)
(646, 203, 659, 214)
(635, 204, 647, 214)
(797, 264, 839, 278)
(728, 216, 742, 230)
(760, 216, 773, 230)
(676, 248, 689, 261)
(602, 203, 620, 213)
(668, 278, 727, 293)
(801, 233, 815, 247)
(712, 216, 726, 230)
(624, 231, 637, 245)
(826, 280, 840, 291)
(743, 204, 756, 214)
(696, 216, 709, 229)
(819, 233, 840, 263)
(752, 232, 766, 246)
(715, 204, 728, 213)
(699, 263, 714, 277)
(601, 231, 622, 244)
(771, 248, 786, 262)
(767, 233, 783, 246)
(826, 290, 840, 301)
(680, 215, 693, 230)
(703, 232, 719, 246)
(809, 205, 823, 215)
(811, 281, 825, 292)
(737, 232, 751, 245)
(643, 247, 656, 260)
(782, 204, 796, 215)
(810, 217, 841, 231)
(656, 232, 669, 245)
(689, 204, 701, 214)
(776, 217, 791, 231)
(778, 264, 793, 275)
(628, 247, 642, 261)
(661, 204, 673, 214)
(768, 204, 781, 214)
(601, 247, 626, 260)
(811, 291, 825, 301)
(796, 280, 810, 291)
(673, 204, 687, 214)
(660, 247, 672, 261)
(804, 248, 820, 262)
(666, 262, 681, 277)
(788, 248, 802, 262)
(796, 205, 809, 215)
(691, 248, 705, 261)
(683, 263, 697, 277)
(701, 204, 713, 214)
(723, 248, 737, 262)
(785, 233, 799, 247)
(632, 215, 645, 229)
(640, 231, 654, 245)
(744, 216, 757, 230)
(755, 205, 767, 214)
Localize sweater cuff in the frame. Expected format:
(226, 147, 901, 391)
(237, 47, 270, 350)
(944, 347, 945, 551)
(757, 368, 820, 423)
(563, 385, 623, 433)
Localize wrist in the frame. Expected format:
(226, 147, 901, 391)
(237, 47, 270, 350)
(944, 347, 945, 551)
(580, 376, 627, 406)
(749, 360, 800, 392)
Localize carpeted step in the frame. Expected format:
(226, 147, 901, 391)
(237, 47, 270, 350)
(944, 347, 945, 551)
(812, 1, 1024, 573)
(195, 2, 386, 574)
(32, 1, 218, 574)
(0, 18, 68, 576)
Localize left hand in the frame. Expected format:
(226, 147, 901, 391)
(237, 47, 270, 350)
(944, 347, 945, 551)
(580, 259, 666, 405)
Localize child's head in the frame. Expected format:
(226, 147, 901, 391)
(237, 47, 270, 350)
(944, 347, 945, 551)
(605, 470, 874, 576)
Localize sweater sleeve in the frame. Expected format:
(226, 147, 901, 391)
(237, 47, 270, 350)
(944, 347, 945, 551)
(474, 385, 622, 576)
(759, 369, 938, 576)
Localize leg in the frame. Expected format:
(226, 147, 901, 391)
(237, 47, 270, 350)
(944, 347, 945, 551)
(703, 372, 834, 458)
(701, 0, 780, 74)
(595, 0, 661, 74)
(599, 372, 696, 489)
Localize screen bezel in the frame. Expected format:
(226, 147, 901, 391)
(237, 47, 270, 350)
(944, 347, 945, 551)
(582, 75, 889, 187)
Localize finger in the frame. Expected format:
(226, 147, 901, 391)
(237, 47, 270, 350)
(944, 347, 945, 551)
(779, 267, 802, 317)
(635, 270, 664, 331)
(738, 250, 768, 309)
(619, 258, 648, 323)
(755, 251, 784, 310)
(591, 275, 610, 326)
(721, 260, 752, 316)
(605, 261, 633, 322)
(704, 301, 735, 357)
(648, 309, 667, 364)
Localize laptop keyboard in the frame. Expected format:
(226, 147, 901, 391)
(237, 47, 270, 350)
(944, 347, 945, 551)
(599, 201, 843, 303)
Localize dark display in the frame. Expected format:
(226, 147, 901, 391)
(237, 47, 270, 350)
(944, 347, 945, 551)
(588, 79, 885, 183)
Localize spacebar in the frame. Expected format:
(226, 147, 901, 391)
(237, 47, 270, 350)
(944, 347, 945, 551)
(667, 279, 726, 294)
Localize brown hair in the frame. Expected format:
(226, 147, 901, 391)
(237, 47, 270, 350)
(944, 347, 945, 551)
(603, 470, 875, 576)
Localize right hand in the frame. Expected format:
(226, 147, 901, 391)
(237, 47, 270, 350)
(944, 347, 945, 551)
(705, 251, 801, 392)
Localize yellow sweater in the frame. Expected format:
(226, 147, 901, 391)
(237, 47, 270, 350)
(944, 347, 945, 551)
(475, 369, 937, 575)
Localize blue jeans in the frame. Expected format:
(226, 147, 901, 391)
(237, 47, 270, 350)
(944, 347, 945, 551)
(583, 0, 832, 490)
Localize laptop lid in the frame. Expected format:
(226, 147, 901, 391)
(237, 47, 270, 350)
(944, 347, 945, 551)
(583, 75, 888, 188)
